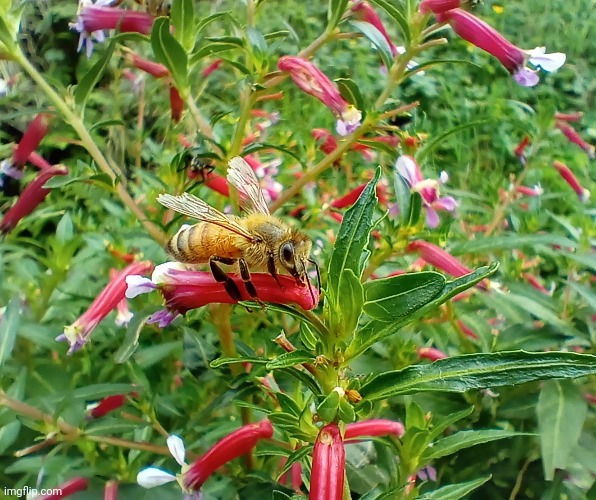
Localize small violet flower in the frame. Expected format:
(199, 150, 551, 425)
(395, 155, 457, 228)
(277, 56, 361, 136)
(70, 0, 154, 57)
(436, 9, 565, 86)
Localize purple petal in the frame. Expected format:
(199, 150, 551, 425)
(125, 275, 156, 298)
(433, 196, 457, 212)
(425, 208, 439, 228)
(147, 309, 178, 328)
(513, 68, 539, 87)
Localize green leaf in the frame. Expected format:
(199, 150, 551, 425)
(43, 172, 114, 189)
(113, 314, 150, 364)
(317, 390, 341, 421)
(266, 350, 315, 370)
(328, 269, 364, 338)
(170, 0, 196, 52)
(363, 272, 445, 322)
(428, 407, 474, 440)
(350, 20, 394, 70)
(393, 170, 411, 225)
(246, 26, 268, 56)
(74, 42, 115, 107)
(359, 351, 596, 401)
(338, 398, 356, 423)
(210, 356, 268, 368)
(189, 37, 243, 65)
(196, 12, 230, 34)
(0, 296, 19, 369)
(335, 78, 366, 117)
(347, 265, 498, 359)
(368, 0, 410, 44)
(418, 476, 492, 500)
(55, 212, 73, 244)
(151, 17, 188, 94)
(328, 0, 349, 28)
(450, 234, 578, 255)
(422, 430, 530, 462)
(406, 191, 422, 227)
(537, 380, 587, 480)
(89, 119, 125, 132)
(328, 168, 380, 284)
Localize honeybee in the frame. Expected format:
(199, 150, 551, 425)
(132, 0, 172, 16)
(157, 157, 317, 303)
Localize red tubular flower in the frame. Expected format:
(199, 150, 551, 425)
(309, 423, 345, 500)
(555, 121, 595, 159)
(406, 240, 472, 278)
(331, 183, 368, 209)
(183, 419, 274, 490)
(0, 165, 68, 233)
(88, 393, 136, 418)
(202, 59, 223, 78)
(351, 1, 398, 56)
(57, 260, 154, 354)
(130, 53, 170, 78)
(553, 160, 590, 202)
(78, 6, 153, 34)
(202, 173, 230, 196)
(419, 0, 461, 14)
(554, 112, 583, 122)
(37, 477, 89, 499)
(104, 480, 118, 500)
(13, 114, 51, 167)
(169, 85, 184, 123)
(345, 419, 405, 440)
(417, 346, 447, 361)
(514, 135, 530, 165)
(278, 56, 361, 135)
(312, 128, 339, 155)
(515, 185, 544, 197)
(27, 151, 52, 170)
(456, 319, 479, 339)
(436, 9, 565, 87)
(522, 273, 550, 295)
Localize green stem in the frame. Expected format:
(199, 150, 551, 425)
(185, 93, 217, 142)
(228, 87, 255, 158)
(14, 50, 167, 245)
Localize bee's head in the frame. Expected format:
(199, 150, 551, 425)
(279, 231, 312, 283)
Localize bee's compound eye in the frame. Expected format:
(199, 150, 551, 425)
(281, 242, 294, 264)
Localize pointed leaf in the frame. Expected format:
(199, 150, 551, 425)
(363, 272, 445, 321)
(368, 0, 410, 43)
(328, 0, 349, 28)
(350, 20, 394, 70)
(421, 430, 530, 462)
(74, 42, 115, 107)
(537, 380, 587, 480)
(0, 296, 20, 369)
(266, 350, 315, 370)
(359, 351, 596, 401)
(418, 476, 492, 500)
(151, 17, 188, 94)
(171, 0, 196, 52)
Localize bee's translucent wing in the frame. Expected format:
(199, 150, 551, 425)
(157, 193, 256, 241)
(227, 157, 271, 215)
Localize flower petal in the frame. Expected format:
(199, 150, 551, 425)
(529, 51, 566, 72)
(167, 435, 186, 466)
(137, 468, 176, 488)
(125, 275, 156, 298)
(513, 68, 539, 87)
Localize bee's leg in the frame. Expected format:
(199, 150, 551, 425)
(209, 257, 242, 302)
(267, 254, 284, 289)
(238, 258, 265, 308)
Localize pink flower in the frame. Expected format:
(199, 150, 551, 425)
(183, 419, 273, 490)
(87, 393, 136, 418)
(278, 56, 361, 136)
(70, 0, 154, 57)
(104, 480, 118, 500)
(0, 165, 68, 233)
(554, 112, 583, 122)
(27, 151, 52, 170)
(417, 346, 447, 361)
(13, 114, 51, 167)
(395, 155, 457, 228)
(201, 59, 223, 78)
(345, 419, 405, 440)
(110, 269, 134, 326)
(437, 9, 565, 86)
(552, 160, 590, 202)
(555, 121, 595, 159)
(169, 85, 184, 123)
(126, 263, 320, 327)
(57, 260, 154, 354)
(243, 155, 283, 202)
(406, 240, 472, 278)
(130, 53, 170, 79)
(514, 184, 543, 197)
(513, 135, 530, 166)
(36, 477, 89, 499)
(309, 423, 345, 500)
(419, 0, 461, 13)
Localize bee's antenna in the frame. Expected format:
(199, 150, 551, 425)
(306, 259, 321, 306)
